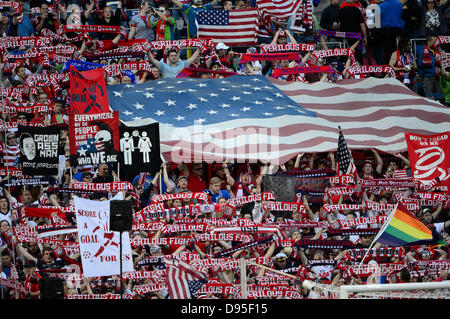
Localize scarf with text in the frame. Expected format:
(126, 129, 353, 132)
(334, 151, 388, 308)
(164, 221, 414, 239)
(212, 235, 274, 258)
(317, 29, 362, 40)
(263, 201, 305, 213)
(41, 28, 91, 44)
(130, 236, 192, 247)
(103, 61, 152, 76)
(240, 52, 301, 64)
(273, 65, 335, 78)
(294, 239, 354, 249)
(151, 192, 210, 203)
(345, 247, 404, 261)
(260, 43, 316, 53)
(62, 24, 123, 35)
(310, 48, 355, 65)
(0, 36, 51, 49)
(228, 191, 275, 207)
(434, 36, 450, 47)
(176, 67, 237, 78)
(346, 65, 396, 78)
(0, 104, 53, 115)
(134, 204, 237, 222)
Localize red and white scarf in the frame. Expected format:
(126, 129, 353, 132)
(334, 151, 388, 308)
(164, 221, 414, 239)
(345, 247, 404, 261)
(310, 48, 355, 65)
(228, 191, 275, 206)
(103, 61, 153, 77)
(336, 215, 388, 228)
(0, 36, 51, 49)
(151, 192, 210, 203)
(346, 65, 396, 78)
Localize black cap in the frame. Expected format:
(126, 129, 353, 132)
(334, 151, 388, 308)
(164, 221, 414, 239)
(53, 96, 65, 104)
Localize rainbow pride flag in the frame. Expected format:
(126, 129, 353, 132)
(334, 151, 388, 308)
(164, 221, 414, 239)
(373, 202, 433, 246)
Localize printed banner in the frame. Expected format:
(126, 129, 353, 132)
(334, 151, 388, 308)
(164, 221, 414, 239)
(63, 59, 104, 72)
(17, 125, 60, 176)
(119, 123, 162, 179)
(69, 111, 120, 166)
(69, 66, 110, 115)
(74, 195, 133, 278)
(405, 132, 450, 194)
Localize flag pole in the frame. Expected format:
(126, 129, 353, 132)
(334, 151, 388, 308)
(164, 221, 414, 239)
(240, 257, 247, 299)
(355, 202, 398, 275)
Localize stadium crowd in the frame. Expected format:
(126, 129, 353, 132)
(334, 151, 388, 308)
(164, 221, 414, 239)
(0, 0, 449, 299)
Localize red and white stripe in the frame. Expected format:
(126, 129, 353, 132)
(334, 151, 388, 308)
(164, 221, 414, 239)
(2, 143, 20, 167)
(393, 169, 409, 179)
(256, 0, 302, 21)
(154, 77, 450, 164)
(165, 259, 206, 299)
(197, 9, 259, 46)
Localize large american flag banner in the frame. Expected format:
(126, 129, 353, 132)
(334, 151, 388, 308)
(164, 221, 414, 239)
(165, 259, 208, 299)
(197, 9, 259, 46)
(107, 76, 450, 164)
(256, 0, 303, 20)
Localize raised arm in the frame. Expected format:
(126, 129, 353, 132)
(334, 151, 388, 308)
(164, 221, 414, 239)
(394, 152, 410, 168)
(285, 29, 297, 44)
(222, 161, 235, 186)
(147, 49, 160, 68)
(294, 153, 304, 168)
(84, 1, 95, 19)
(371, 148, 383, 174)
(187, 47, 201, 65)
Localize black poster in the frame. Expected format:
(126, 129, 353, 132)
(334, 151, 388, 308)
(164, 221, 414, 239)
(119, 123, 162, 180)
(18, 125, 61, 176)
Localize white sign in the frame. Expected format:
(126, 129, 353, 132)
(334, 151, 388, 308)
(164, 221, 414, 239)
(74, 195, 134, 277)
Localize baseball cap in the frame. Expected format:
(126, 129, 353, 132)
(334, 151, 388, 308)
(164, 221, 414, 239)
(216, 43, 229, 50)
(177, 175, 188, 182)
(273, 251, 287, 260)
(53, 96, 65, 104)
(247, 47, 257, 54)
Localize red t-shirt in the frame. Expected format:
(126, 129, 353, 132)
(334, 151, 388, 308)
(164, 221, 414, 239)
(187, 174, 207, 193)
(23, 273, 42, 299)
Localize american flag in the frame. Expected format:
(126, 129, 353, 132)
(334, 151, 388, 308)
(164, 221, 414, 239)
(393, 168, 412, 179)
(256, 0, 302, 20)
(165, 259, 208, 299)
(197, 9, 259, 46)
(336, 126, 357, 176)
(107, 76, 450, 164)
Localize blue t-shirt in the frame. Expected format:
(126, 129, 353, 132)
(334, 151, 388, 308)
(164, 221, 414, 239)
(17, 15, 35, 37)
(379, 0, 405, 29)
(158, 59, 190, 78)
(181, 3, 212, 38)
(204, 189, 230, 203)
